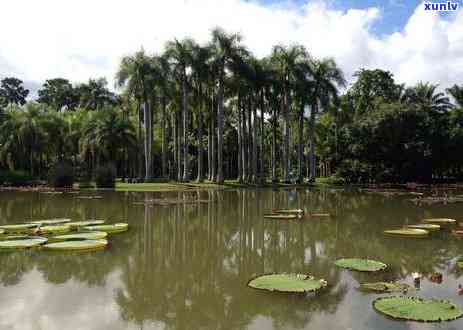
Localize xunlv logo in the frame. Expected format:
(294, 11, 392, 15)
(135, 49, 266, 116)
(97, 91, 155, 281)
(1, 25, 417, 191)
(424, 1, 459, 11)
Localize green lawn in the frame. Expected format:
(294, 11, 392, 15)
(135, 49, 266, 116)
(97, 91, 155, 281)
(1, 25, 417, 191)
(114, 180, 315, 192)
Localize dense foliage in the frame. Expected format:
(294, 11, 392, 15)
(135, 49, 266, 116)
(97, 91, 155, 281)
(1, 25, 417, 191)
(0, 28, 462, 184)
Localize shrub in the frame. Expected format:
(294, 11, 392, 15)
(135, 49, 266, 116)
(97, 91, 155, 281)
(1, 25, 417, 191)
(0, 170, 32, 186)
(49, 162, 74, 188)
(336, 159, 373, 184)
(94, 164, 116, 188)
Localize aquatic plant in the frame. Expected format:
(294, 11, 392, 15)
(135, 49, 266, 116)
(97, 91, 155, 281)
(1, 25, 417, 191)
(335, 258, 387, 272)
(373, 296, 463, 322)
(247, 274, 327, 293)
(359, 282, 409, 293)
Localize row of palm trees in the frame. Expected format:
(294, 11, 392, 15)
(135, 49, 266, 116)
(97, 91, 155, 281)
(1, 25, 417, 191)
(116, 27, 346, 184)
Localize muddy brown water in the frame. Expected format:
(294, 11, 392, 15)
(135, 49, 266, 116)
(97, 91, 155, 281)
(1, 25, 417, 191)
(1, 188, 463, 330)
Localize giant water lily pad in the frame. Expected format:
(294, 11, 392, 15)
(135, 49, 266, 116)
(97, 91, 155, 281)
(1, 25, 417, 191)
(373, 296, 463, 322)
(43, 239, 108, 251)
(36, 225, 71, 235)
(30, 218, 71, 225)
(0, 223, 38, 233)
(0, 229, 4, 235)
(50, 231, 108, 242)
(82, 223, 128, 234)
(458, 261, 463, 269)
(360, 282, 410, 293)
(247, 274, 327, 293)
(406, 224, 441, 232)
(0, 236, 47, 249)
(422, 218, 457, 225)
(335, 258, 387, 272)
(263, 214, 298, 220)
(67, 220, 105, 229)
(384, 228, 429, 238)
(273, 209, 304, 215)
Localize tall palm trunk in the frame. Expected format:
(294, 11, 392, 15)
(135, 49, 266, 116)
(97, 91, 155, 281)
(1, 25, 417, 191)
(197, 96, 204, 182)
(247, 97, 252, 182)
(283, 84, 290, 183)
(172, 111, 177, 180)
(177, 109, 183, 181)
(272, 105, 277, 183)
(241, 102, 248, 183)
(143, 101, 152, 182)
(260, 91, 265, 184)
(252, 97, 258, 183)
(161, 94, 167, 178)
(308, 101, 317, 182)
(211, 91, 217, 182)
(298, 99, 304, 183)
(182, 74, 190, 181)
(237, 94, 243, 183)
(137, 101, 142, 179)
(207, 117, 212, 181)
(217, 68, 224, 183)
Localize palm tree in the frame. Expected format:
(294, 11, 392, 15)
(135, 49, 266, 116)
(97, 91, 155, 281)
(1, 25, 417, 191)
(116, 50, 157, 182)
(308, 58, 346, 182)
(271, 45, 307, 182)
(190, 44, 212, 182)
(76, 78, 118, 110)
(165, 38, 194, 181)
(210, 27, 248, 183)
(446, 84, 463, 108)
(404, 82, 452, 113)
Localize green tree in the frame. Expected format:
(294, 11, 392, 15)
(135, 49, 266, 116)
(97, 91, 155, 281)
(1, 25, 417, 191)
(37, 78, 78, 111)
(0, 77, 29, 109)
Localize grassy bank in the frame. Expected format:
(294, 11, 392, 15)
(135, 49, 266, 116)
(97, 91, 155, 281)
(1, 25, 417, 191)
(114, 180, 317, 192)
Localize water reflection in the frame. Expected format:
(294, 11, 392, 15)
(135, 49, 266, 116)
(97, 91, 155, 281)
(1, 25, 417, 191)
(0, 188, 463, 329)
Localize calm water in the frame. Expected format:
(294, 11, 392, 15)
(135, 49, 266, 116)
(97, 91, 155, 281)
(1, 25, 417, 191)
(1, 188, 463, 330)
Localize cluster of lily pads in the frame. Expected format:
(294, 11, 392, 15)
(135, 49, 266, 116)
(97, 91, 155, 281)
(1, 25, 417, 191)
(254, 199, 463, 322)
(263, 208, 330, 220)
(0, 218, 128, 252)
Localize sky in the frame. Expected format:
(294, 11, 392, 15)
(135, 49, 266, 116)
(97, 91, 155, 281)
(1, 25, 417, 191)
(0, 0, 462, 96)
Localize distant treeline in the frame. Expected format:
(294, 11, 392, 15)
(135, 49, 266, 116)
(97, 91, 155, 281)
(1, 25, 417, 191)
(1, 28, 462, 184)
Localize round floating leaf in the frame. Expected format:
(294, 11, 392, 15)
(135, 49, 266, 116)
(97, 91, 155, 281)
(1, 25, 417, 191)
(247, 274, 327, 293)
(458, 261, 463, 269)
(0, 223, 38, 233)
(273, 209, 304, 214)
(82, 223, 128, 234)
(50, 231, 108, 242)
(36, 225, 71, 235)
(373, 296, 463, 322)
(384, 228, 429, 238)
(0, 236, 47, 249)
(43, 239, 108, 251)
(264, 214, 298, 220)
(0, 229, 4, 235)
(30, 218, 71, 225)
(67, 220, 105, 229)
(360, 282, 410, 293)
(335, 258, 387, 272)
(406, 224, 441, 232)
(422, 218, 457, 225)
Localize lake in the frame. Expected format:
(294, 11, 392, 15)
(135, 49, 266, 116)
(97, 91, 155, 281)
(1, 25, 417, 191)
(0, 188, 463, 330)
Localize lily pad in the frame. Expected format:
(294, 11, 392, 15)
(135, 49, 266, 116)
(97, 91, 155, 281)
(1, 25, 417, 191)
(67, 220, 105, 229)
(82, 223, 128, 234)
(0, 236, 47, 249)
(247, 273, 327, 293)
(30, 218, 71, 225)
(384, 228, 429, 238)
(35, 225, 71, 235)
(264, 214, 298, 220)
(50, 231, 108, 242)
(273, 209, 304, 214)
(373, 296, 463, 322)
(422, 218, 457, 225)
(458, 261, 463, 269)
(335, 258, 387, 272)
(43, 239, 108, 251)
(406, 224, 441, 231)
(0, 229, 4, 235)
(0, 223, 38, 233)
(360, 282, 410, 293)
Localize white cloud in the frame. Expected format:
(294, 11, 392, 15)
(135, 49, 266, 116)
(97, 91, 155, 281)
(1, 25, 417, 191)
(0, 0, 462, 93)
